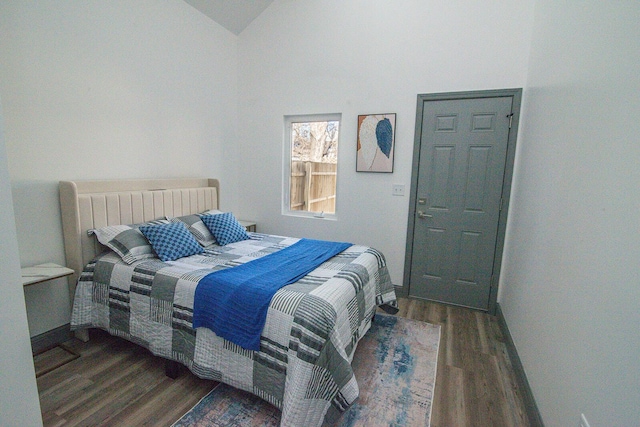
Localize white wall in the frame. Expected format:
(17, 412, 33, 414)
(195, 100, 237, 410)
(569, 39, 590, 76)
(5, 2, 638, 425)
(236, 0, 535, 285)
(0, 97, 43, 426)
(0, 0, 238, 336)
(500, 1, 640, 426)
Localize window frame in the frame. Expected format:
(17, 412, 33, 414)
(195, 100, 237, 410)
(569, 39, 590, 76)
(282, 113, 341, 220)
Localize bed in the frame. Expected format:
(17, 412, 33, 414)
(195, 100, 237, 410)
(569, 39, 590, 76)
(60, 178, 397, 427)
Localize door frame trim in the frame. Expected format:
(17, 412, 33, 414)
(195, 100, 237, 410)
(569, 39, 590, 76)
(403, 88, 522, 315)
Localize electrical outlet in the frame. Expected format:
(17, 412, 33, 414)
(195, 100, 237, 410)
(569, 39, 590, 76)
(392, 184, 405, 196)
(579, 413, 591, 427)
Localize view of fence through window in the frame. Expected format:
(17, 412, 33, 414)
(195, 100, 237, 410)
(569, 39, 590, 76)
(290, 120, 339, 214)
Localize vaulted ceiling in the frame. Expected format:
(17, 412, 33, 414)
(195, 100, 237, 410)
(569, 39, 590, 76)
(183, 0, 274, 35)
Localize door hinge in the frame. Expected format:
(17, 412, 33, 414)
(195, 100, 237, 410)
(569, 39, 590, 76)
(499, 197, 503, 211)
(507, 113, 514, 129)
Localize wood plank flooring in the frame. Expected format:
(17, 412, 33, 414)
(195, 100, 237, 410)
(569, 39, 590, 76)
(400, 300, 531, 427)
(35, 298, 531, 426)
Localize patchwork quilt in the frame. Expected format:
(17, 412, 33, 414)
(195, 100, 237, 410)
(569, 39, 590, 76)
(71, 233, 397, 427)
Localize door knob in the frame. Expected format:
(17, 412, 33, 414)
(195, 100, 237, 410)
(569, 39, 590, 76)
(417, 211, 433, 219)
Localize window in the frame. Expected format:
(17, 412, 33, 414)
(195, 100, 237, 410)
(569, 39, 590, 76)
(283, 114, 340, 218)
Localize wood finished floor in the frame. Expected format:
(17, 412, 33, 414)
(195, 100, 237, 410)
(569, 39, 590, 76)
(35, 298, 530, 426)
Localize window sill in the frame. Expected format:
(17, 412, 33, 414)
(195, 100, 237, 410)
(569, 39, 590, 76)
(282, 211, 337, 221)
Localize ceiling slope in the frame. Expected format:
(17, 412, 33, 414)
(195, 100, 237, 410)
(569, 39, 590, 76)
(183, 0, 274, 35)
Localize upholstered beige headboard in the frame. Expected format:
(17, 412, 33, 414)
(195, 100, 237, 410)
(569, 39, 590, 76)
(59, 178, 219, 301)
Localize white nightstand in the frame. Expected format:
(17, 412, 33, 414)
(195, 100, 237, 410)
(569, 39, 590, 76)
(21, 263, 74, 287)
(239, 220, 256, 232)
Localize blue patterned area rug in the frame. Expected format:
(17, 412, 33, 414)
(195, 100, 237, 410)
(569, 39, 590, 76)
(173, 314, 441, 427)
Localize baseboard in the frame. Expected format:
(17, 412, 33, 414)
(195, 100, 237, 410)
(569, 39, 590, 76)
(496, 303, 545, 427)
(31, 323, 73, 355)
(394, 285, 408, 298)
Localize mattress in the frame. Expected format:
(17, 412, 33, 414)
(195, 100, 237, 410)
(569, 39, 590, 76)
(71, 232, 397, 426)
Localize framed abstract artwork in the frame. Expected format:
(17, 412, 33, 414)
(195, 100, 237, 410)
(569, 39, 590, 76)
(356, 113, 396, 173)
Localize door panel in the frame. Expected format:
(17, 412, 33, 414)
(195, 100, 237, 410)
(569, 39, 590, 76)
(408, 95, 513, 310)
(429, 146, 455, 210)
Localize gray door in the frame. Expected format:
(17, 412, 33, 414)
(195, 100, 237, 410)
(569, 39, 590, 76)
(406, 94, 515, 311)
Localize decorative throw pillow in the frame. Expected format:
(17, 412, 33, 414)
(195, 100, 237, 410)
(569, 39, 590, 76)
(168, 209, 222, 247)
(90, 219, 169, 264)
(200, 212, 249, 246)
(139, 222, 204, 262)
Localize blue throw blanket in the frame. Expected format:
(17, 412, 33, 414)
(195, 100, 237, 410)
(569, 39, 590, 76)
(193, 238, 352, 351)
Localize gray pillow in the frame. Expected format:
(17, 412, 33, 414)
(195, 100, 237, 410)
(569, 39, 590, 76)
(89, 219, 169, 264)
(168, 209, 222, 247)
